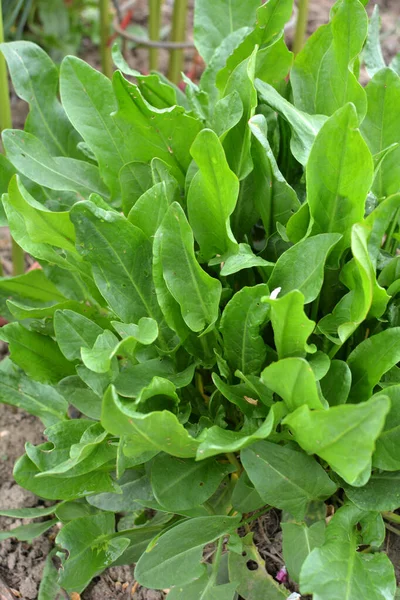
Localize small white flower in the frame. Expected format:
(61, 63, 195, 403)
(270, 287, 281, 300)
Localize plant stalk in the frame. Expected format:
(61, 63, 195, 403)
(383, 511, 400, 525)
(0, 0, 25, 275)
(293, 0, 310, 55)
(167, 0, 188, 84)
(100, 0, 113, 79)
(149, 0, 162, 71)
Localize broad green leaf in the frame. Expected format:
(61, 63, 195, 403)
(112, 318, 158, 345)
(54, 309, 103, 361)
(0, 369, 67, 426)
(261, 357, 326, 412)
(0, 505, 57, 518)
(300, 504, 396, 600)
(307, 104, 374, 264)
(249, 114, 300, 236)
(87, 469, 145, 512)
(56, 513, 130, 593)
(228, 534, 289, 599)
(14, 453, 116, 500)
(220, 284, 269, 375)
(135, 515, 241, 588)
(193, 0, 259, 63)
(0, 267, 66, 309)
(359, 512, 386, 548)
(361, 68, 400, 199)
(114, 358, 195, 398)
(318, 223, 389, 344)
(128, 181, 174, 240)
(264, 289, 315, 358)
(167, 573, 237, 600)
(0, 41, 81, 157)
(0, 323, 75, 384)
(282, 520, 325, 583)
(80, 330, 120, 374)
(364, 6, 386, 78)
(211, 91, 243, 139)
(196, 405, 281, 460)
(71, 201, 165, 336)
(3, 131, 108, 199)
(347, 327, 400, 403)
(187, 129, 239, 260)
(365, 194, 400, 268)
(283, 395, 390, 485)
(113, 72, 202, 187)
(38, 549, 62, 600)
(320, 360, 352, 406)
(213, 373, 271, 417)
(372, 385, 400, 470)
(291, 0, 367, 120)
(343, 471, 400, 512)
(119, 161, 153, 215)
(58, 376, 101, 420)
(151, 454, 231, 511)
(268, 233, 341, 303)
(241, 441, 336, 520)
(255, 79, 327, 165)
(158, 202, 221, 332)
(231, 471, 265, 513)
(0, 519, 58, 542)
(60, 56, 130, 199)
(219, 243, 273, 277)
(102, 386, 200, 458)
(222, 48, 257, 180)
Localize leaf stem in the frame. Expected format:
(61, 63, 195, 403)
(384, 208, 400, 253)
(293, 0, 310, 55)
(226, 452, 242, 480)
(11, 239, 24, 275)
(167, 0, 188, 84)
(383, 511, 400, 525)
(209, 536, 224, 586)
(0, 0, 12, 134)
(385, 522, 400, 536)
(240, 505, 272, 526)
(100, 0, 113, 79)
(149, 0, 162, 71)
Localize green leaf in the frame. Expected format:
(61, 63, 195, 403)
(0, 41, 81, 157)
(320, 360, 352, 406)
(364, 6, 386, 78)
(283, 395, 390, 485)
(372, 385, 400, 470)
(135, 515, 241, 589)
(261, 357, 326, 412)
(56, 513, 130, 593)
(114, 358, 194, 398)
(268, 233, 341, 303)
(255, 79, 327, 165)
(38, 549, 63, 600)
(0, 519, 58, 542)
(87, 469, 145, 512)
(220, 284, 269, 375)
(0, 505, 57, 518)
(197, 406, 281, 460)
(187, 129, 239, 260)
(113, 72, 201, 187)
(219, 243, 273, 277)
(300, 504, 396, 600)
(228, 533, 289, 599)
(128, 181, 175, 240)
(291, 0, 367, 120)
(54, 309, 103, 361)
(264, 289, 315, 358)
(249, 114, 300, 236)
(193, 0, 259, 63)
(151, 454, 231, 511)
(0, 323, 75, 384)
(119, 161, 153, 215)
(167, 573, 237, 600)
(241, 441, 336, 520)
(282, 520, 325, 583)
(3, 131, 108, 199)
(102, 386, 200, 458)
(157, 202, 221, 333)
(112, 318, 158, 345)
(343, 472, 400, 512)
(231, 471, 265, 513)
(361, 68, 400, 199)
(307, 103, 374, 264)
(0, 369, 68, 426)
(347, 328, 400, 403)
(71, 201, 164, 331)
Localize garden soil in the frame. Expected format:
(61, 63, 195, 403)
(1, 0, 400, 597)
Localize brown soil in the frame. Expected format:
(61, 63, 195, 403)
(1, 0, 400, 598)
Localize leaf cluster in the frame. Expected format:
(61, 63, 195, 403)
(1, 1, 400, 598)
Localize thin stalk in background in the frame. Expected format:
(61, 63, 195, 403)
(100, 0, 113, 78)
(0, 0, 24, 276)
(149, 0, 162, 71)
(167, 0, 188, 84)
(293, 0, 310, 55)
